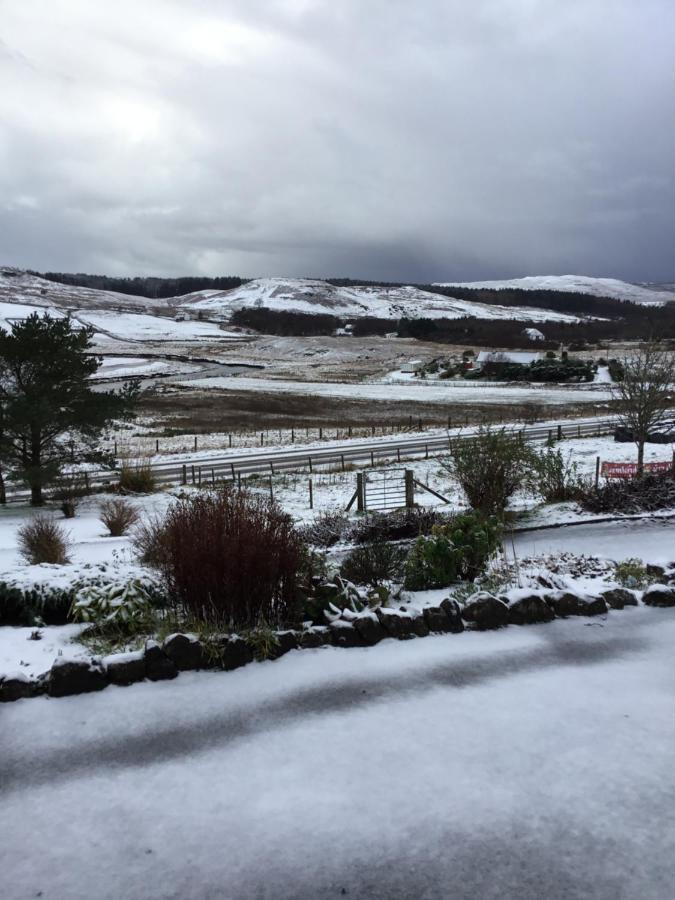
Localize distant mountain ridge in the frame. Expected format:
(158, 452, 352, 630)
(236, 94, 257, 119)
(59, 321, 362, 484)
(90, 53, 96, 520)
(433, 275, 675, 306)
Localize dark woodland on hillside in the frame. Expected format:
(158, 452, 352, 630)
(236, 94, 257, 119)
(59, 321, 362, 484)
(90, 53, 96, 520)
(31, 271, 247, 299)
(230, 307, 675, 347)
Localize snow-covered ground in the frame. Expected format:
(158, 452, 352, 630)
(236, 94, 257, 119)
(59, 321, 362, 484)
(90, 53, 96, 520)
(2, 608, 674, 899)
(0, 299, 66, 330)
(74, 310, 240, 343)
(182, 374, 613, 405)
(0, 267, 159, 311)
(434, 274, 675, 305)
(1, 433, 672, 575)
(0, 623, 88, 678)
(513, 518, 675, 565)
(92, 357, 203, 380)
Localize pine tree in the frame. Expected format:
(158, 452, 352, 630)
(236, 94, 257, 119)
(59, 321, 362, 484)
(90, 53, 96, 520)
(0, 313, 138, 505)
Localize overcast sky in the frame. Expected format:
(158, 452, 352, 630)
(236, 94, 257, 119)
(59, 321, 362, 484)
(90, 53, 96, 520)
(1, 0, 674, 283)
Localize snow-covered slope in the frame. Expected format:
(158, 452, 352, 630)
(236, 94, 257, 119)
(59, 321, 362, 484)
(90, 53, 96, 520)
(178, 277, 583, 323)
(0, 267, 160, 312)
(0, 300, 66, 332)
(434, 275, 675, 306)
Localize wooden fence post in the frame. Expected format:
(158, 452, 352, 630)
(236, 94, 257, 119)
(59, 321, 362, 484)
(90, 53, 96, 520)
(595, 456, 600, 490)
(405, 469, 414, 508)
(308, 478, 313, 509)
(356, 472, 365, 512)
(182, 464, 187, 485)
(557, 424, 563, 441)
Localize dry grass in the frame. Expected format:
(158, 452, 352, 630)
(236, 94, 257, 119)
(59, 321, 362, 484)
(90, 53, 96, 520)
(99, 497, 140, 536)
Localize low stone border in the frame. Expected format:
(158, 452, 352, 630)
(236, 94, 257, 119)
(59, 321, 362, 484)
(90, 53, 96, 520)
(2, 583, 674, 703)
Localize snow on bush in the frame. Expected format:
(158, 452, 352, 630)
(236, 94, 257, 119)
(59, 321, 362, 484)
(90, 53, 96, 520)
(70, 579, 154, 629)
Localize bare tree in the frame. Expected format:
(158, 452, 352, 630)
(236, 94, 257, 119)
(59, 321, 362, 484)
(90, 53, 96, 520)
(613, 344, 675, 475)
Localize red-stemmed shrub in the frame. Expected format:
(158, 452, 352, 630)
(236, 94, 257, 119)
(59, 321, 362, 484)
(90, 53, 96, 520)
(135, 487, 304, 629)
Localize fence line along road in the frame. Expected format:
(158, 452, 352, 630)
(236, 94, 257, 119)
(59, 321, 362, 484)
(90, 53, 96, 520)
(5, 414, 675, 502)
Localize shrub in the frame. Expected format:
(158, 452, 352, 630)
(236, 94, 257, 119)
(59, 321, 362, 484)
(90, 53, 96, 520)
(17, 515, 71, 565)
(531, 447, 588, 503)
(614, 558, 650, 589)
(404, 529, 461, 590)
(52, 473, 89, 518)
(245, 622, 280, 661)
(118, 460, 156, 493)
(70, 579, 154, 631)
(404, 513, 501, 590)
(0, 583, 34, 625)
(133, 512, 170, 566)
(0, 570, 164, 627)
(298, 510, 350, 547)
(0, 581, 75, 626)
(349, 508, 446, 544)
(99, 497, 139, 536)
(579, 474, 675, 514)
(136, 487, 304, 629)
(445, 428, 535, 516)
(339, 540, 407, 587)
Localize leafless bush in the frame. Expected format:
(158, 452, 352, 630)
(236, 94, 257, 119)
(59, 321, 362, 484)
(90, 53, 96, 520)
(17, 515, 71, 565)
(298, 510, 350, 547)
(134, 487, 304, 629)
(444, 428, 534, 516)
(51, 473, 89, 518)
(99, 497, 139, 536)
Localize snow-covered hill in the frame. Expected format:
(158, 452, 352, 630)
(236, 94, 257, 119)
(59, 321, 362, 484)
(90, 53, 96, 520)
(434, 275, 675, 306)
(0, 267, 159, 312)
(178, 277, 583, 323)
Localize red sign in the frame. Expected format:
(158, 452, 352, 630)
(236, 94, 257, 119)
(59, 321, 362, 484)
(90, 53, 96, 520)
(601, 461, 673, 479)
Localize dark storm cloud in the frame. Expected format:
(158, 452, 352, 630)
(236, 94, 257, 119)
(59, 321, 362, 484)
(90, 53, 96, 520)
(1, 0, 674, 281)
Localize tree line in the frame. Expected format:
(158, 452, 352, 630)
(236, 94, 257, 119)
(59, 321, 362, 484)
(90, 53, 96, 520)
(30, 271, 247, 299)
(227, 306, 675, 347)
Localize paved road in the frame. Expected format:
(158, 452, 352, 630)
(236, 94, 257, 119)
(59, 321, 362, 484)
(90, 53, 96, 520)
(2, 609, 674, 899)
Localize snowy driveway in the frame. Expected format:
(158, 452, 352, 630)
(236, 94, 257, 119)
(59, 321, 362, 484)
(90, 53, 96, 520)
(513, 518, 675, 565)
(2, 609, 674, 899)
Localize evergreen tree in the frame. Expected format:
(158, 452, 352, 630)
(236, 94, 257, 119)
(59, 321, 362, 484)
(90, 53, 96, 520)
(0, 313, 138, 505)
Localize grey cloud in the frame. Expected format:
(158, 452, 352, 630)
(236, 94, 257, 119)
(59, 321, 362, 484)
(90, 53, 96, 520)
(0, 0, 674, 281)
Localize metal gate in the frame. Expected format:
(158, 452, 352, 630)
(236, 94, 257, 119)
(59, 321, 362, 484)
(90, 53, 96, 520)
(363, 468, 410, 511)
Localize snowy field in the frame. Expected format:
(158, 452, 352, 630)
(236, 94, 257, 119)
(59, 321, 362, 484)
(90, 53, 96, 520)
(2, 608, 674, 899)
(73, 310, 240, 342)
(0, 299, 66, 330)
(182, 374, 613, 406)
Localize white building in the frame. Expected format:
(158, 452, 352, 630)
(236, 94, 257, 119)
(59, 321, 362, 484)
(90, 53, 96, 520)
(400, 359, 424, 374)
